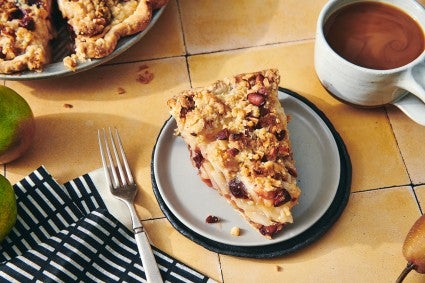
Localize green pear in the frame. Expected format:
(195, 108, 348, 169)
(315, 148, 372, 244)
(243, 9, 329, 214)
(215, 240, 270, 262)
(0, 85, 35, 164)
(397, 214, 425, 282)
(0, 174, 17, 242)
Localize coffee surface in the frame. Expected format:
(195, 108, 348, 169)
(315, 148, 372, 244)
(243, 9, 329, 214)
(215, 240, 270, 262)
(324, 2, 424, 70)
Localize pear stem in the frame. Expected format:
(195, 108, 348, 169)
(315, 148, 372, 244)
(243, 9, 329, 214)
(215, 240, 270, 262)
(396, 262, 415, 283)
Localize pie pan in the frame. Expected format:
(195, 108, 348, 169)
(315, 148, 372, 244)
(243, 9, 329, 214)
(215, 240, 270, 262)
(151, 88, 351, 258)
(0, 5, 166, 81)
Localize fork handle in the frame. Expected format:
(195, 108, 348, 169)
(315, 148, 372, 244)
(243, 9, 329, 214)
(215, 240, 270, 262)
(134, 227, 163, 283)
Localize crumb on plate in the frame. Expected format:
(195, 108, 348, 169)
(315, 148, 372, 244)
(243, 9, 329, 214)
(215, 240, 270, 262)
(230, 226, 240, 236)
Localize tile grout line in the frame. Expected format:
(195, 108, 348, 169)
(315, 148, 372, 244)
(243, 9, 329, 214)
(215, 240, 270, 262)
(103, 39, 317, 70)
(175, 0, 189, 56)
(411, 188, 424, 214)
(351, 183, 423, 194)
(175, 0, 194, 88)
(217, 253, 225, 283)
(142, 216, 167, 222)
(385, 109, 412, 183)
(383, 108, 423, 213)
(185, 37, 316, 57)
(352, 184, 424, 214)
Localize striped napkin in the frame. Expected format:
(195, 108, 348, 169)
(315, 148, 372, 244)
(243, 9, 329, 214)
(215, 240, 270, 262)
(0, 166, 215, 283)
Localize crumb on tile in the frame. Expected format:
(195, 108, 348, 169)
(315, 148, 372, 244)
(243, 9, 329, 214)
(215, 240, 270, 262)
(117, 87, 126, 95)
(230, 226, 240, 236)
(275, 265, 283, 272)
(63, 103, 73, 108)
(137, 70, 154, 84)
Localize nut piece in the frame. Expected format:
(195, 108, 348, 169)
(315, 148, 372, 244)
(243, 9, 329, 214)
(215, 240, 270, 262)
(230, 226, 240, 236)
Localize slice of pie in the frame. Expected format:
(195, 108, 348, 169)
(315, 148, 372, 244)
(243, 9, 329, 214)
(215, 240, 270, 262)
(0, 0, 55, 74)
(57, 0, 168, 69)
(167, 69, 301, 239)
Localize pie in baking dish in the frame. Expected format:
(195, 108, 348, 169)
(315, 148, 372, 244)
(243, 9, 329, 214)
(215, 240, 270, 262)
(0, 0, 55, 74)
(57, 0, 168, 69)
(0, 0, 168, 74)
(167, 69, 301, 238)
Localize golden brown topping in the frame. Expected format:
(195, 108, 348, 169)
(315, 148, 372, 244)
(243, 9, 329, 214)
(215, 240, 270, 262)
(179, 95, 195, 119)
(167, 69, 301, 239)
(259, 113, 278, 129)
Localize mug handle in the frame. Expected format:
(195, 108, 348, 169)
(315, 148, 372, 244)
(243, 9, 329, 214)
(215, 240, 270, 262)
(396, 61, 425, 103)
(392, 61, 425, 126)
(393, 94, 425, 126)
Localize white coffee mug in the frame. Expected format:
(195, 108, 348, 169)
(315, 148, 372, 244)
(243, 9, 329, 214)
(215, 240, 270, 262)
(315, 0, 425, 125)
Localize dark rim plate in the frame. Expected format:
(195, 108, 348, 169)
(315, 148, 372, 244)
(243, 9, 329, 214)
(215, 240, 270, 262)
(151, 88, 351, 258)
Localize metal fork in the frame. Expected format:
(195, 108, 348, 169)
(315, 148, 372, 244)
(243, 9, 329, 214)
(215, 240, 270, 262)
(98, 128, 163, 283)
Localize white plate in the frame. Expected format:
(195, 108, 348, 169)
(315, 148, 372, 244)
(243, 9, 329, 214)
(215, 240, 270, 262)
(0, 6, 166, 81)
(152, 88, 351, 255)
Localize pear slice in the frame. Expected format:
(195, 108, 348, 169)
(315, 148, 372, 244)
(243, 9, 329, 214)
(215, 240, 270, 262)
(397, 214, 425, 283)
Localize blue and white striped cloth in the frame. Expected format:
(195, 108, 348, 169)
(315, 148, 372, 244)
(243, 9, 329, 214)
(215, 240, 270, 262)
(0, 166, 215, 283)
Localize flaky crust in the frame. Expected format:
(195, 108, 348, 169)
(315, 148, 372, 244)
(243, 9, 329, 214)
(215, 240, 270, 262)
(57, 0, 167, 62)
(0, 0, 169, 73)
(168, 69, 301, 238)
(0, 0, 54, 74)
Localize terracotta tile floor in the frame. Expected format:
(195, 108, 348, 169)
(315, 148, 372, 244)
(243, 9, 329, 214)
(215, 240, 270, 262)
(2, 1, 425, 282)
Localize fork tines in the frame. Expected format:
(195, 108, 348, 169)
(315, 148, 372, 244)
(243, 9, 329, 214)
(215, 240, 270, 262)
(98, 128, 134, 190)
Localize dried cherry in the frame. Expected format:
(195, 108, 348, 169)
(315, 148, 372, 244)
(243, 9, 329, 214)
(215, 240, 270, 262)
(229, 179, 249, 199)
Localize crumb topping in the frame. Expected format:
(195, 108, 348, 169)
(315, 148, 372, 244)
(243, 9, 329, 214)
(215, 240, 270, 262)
(58, 0, 160, 64)
(168, 69, 301, 238)
(0, 0, 54, 73)
(0, 0, 168, 73)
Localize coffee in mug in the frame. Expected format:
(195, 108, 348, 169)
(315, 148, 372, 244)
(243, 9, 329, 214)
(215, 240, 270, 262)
(323, 2, 424, 70)
(314, 0, 425, 125)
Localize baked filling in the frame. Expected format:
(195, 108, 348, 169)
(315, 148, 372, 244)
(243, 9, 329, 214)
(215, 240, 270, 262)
(167, 69, 301, 239)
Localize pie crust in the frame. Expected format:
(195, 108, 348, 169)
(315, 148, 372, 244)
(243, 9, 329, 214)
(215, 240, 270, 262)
(57, 0, 160, 64)
(167, 69, 301, 238)
(0, 0, 168, 74)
